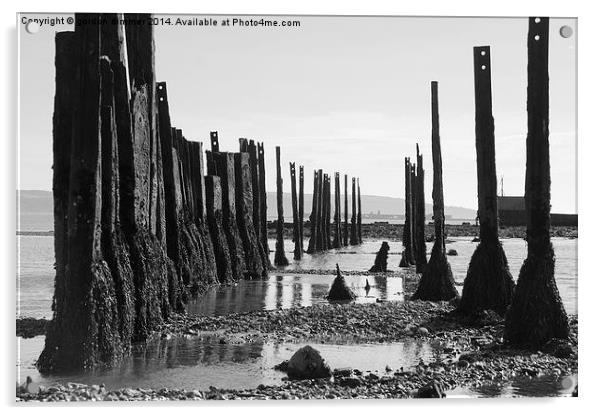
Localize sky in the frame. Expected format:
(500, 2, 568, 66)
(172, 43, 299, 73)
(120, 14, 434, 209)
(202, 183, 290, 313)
(19, 14, 577, 213)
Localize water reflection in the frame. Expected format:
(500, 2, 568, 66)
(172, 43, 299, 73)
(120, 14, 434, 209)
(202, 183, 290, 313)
(186, 273, 404, 317)
(448, 374, 577, 398)
(269, 237, 577, 314)
(19, 335, 435, 392)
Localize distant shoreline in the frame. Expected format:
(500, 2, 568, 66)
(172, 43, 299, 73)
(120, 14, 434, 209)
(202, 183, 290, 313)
(18, 224, 578, 240)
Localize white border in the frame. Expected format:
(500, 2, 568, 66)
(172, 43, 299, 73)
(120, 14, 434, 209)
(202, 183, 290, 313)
(2, 1, 597, 414)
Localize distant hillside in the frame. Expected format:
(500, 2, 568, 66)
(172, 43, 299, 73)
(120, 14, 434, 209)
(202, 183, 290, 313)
(17, 190, 477, 231)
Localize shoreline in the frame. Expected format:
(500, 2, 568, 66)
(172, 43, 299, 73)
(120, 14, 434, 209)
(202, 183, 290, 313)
(18, 224, 578, 240)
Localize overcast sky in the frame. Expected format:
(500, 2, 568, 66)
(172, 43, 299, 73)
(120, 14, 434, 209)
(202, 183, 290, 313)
(19, 14, 577, 213)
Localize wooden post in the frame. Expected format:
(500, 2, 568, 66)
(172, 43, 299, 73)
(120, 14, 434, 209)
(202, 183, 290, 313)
(410, 164, 417, 257)
(460, 45, 515, 314)
(414, 144, 428, 274)
(324, 174, 332, 250)
(505, 17, 569, 347)
(332, 172, 342, 248)
(412, 81, 458, 301)
(307, 170, 318, 253)
(205, 175, 234, 284)
(258, 142, 270, 267)
(315, 170, 324, 251)
(234, 152, 266, 278)
(40, 17, 124, 371)
(274, 147, 289, 265)
(350, 177, 358, 245)
(357, 178, 362, 244)
(343, 174, 349, 246)
(290, 162, 302, 260)
(400, 158, 415, 266)
(213, 152, 246, 280)
(299, 165, 305, 251)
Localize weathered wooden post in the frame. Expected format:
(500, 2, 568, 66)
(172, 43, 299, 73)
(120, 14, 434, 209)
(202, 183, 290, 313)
(258, 143, 270, 266)
(205, 175, 234, 283)
(324, 174, 332, 250)
(290, 162, 302, 260)
(412, 81, 458, 301)
(505, 17, 569, 347)
(400, 158, 416, 266)
(234, 152, 266, 278)
(343, 175, 349, 246)
(299, 165, 305, 251)
(410, 164, 417, 257)
(460, 45, 515, 314)
(414, 144, 428, 274)
(41, 16, 130, 371)
(189, 140, 218, 285)
(350, 178, 358, 245)
(213, 152, 246, 280)
(357, 178, 362, 244)
(315, 169, 324, 251)
(332, 172, 342, 248)
(307, 170, 318, 253)
(274, 147, 289, 265)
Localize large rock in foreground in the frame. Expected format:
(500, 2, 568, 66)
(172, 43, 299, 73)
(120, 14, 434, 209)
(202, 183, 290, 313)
(326, 264, 356, 301)
(287, 346, 332, 380)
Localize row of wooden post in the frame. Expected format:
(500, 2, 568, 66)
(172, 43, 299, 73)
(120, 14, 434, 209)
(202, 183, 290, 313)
(408, 17, 568, 348)
(40, 13, 272, 373)
(274, 160, 362, 265)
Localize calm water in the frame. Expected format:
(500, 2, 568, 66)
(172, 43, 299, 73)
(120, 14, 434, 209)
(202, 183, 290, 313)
(16, 236, 578, 319)
(18, 335, 436, 391)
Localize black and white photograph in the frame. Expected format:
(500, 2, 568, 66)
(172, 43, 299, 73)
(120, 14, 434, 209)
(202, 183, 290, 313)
(13, 7, 581, 404)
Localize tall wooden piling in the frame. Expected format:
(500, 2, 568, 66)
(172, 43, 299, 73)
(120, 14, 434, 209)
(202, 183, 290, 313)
(505, 17, 569, 347)
(357, 178, 362, 244)
(412, 81, 458, 301)
(213, 152, 246, 280)
(460, 45, 515, 314)
(290, 163, 302, 260)
(414, 145, 428, 274)
(205, 175, 234, 284)
(324, 174, 332, 250)
(308, 171, 318, 253)
(258, 143, 270, 266)
(343, 175, 349, 246)
(315, 170, 324, 251)
(299, 166, 305, 251)
(274, 147, 289, 266)
(400, 158, 415, 267)
(234, 152, 266, 278)
(332, 173, 342, 248)
(350, 178, 358, 245)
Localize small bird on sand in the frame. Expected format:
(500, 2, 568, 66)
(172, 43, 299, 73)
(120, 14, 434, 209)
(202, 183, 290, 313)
(365, 279, 371, 292)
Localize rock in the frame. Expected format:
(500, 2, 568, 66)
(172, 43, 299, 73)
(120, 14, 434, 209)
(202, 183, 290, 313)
(339, 376, 362, 388)
(333, 368, 353, 377)
(417, 327, 429, 336)
(274, 360, 289, 372)
(447, 249, 458, 256)
(471, 237, 480, 242)
(369, 242, 390, 272)
(326, 265, 356, 301)
(287, 345, 332, 380)
(415, 381, 446, 398)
